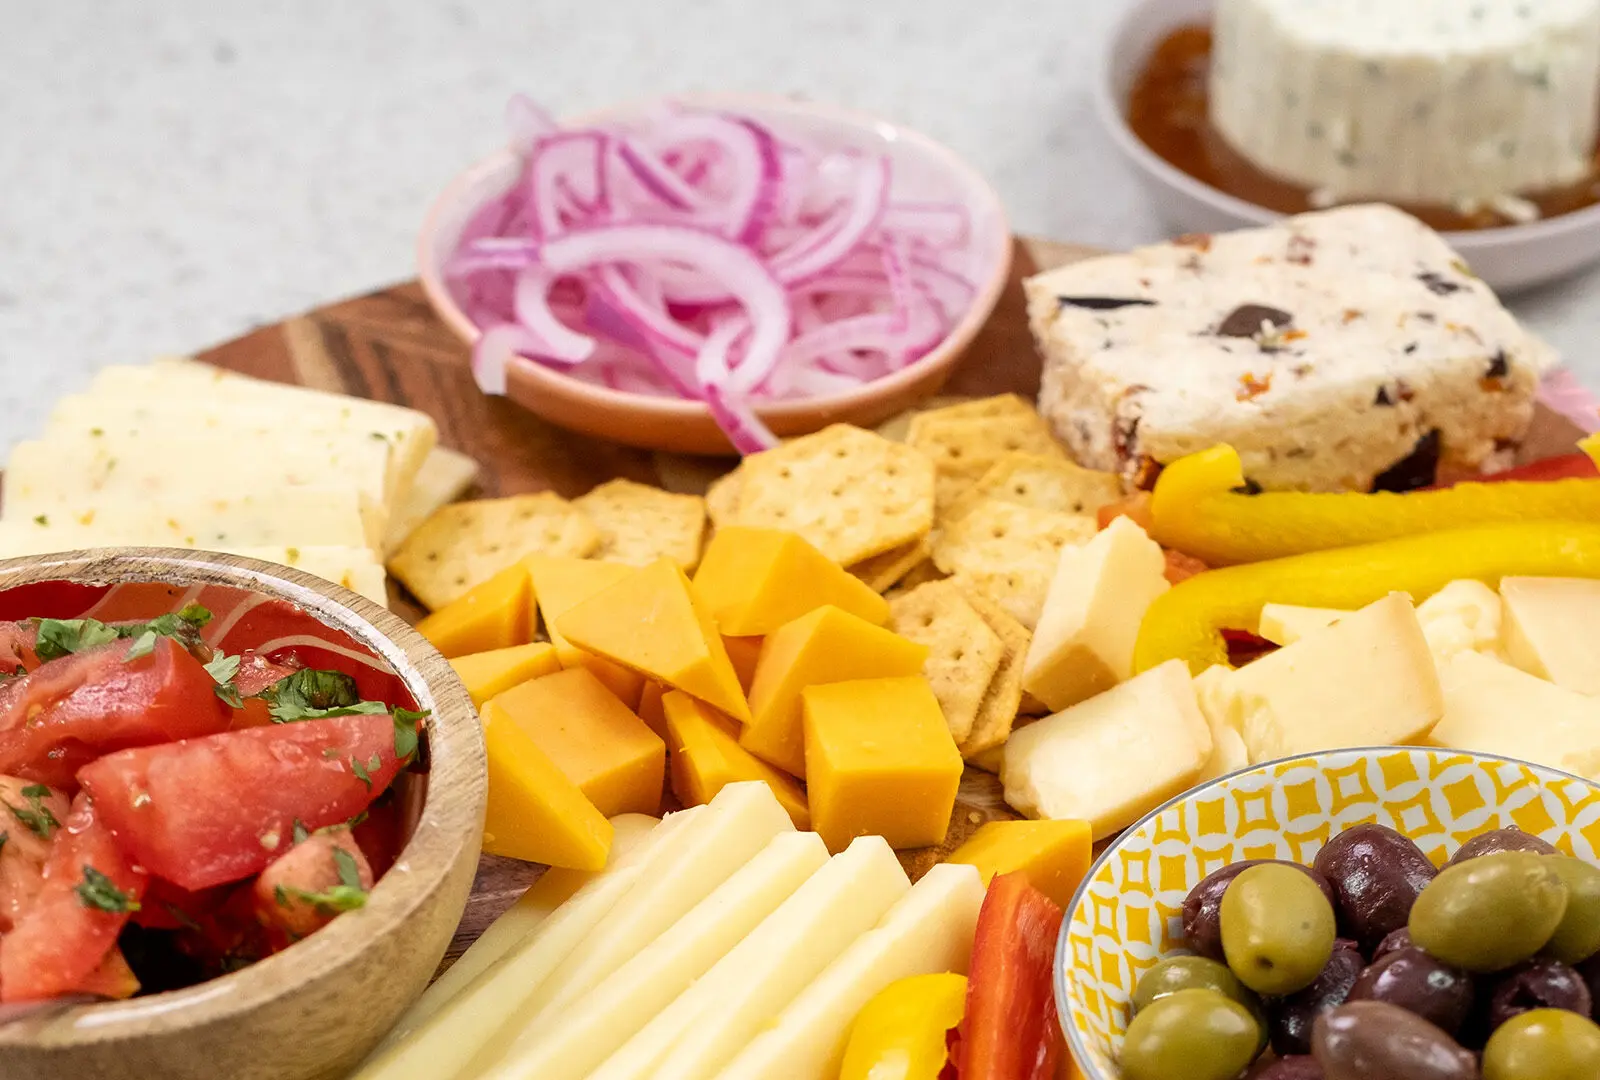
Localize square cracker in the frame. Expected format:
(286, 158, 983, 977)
(575, 478, 707, 571)
(849, 537, 933, 593)
(734, 424, 935, 566)
(934, 498, 1097, 628)
(945, 453, 1124, 524)
(909, 412, 1068, 510)
(705, 467, 743, 529)
(875, 394, 1029, 443)
(889, 580, 1004, 745)
(387, 492, 599, 610)
(959, 589, 1031, 757)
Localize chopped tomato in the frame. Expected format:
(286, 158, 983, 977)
(254, 827, 373, 941)
(0, 776, 70, 933)
(1162, 549, 1208, 585)
(0, 622, 37, 674)
(0, 794, 148, 1003)
(71, 945, 140, 1000)
(130, 874, 228, 932)
(77, 713, 407, 891)
(226, 652, 304, 729)
(0, 637, 232, 788)
(951, 872, 1065, 1080)
(1096, 492, 1153, 533)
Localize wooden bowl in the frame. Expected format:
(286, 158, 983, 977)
(0, 549, 486, 1080)
(1056, 745, 1600, 1078)
(417, 93, 1012, 455)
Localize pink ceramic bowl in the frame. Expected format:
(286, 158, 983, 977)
(417, 94, 1011, 455)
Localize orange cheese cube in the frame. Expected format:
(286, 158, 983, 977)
(636, 680, 669, 739)
(944, 819, 1092, 909)
(692, 527, 890, 636)
(480, 698, 612, 870)
(525, 554, 646, 708)
(741, 606, 928, 777)
(663, 690, 810, 829)
(449, 642, 561, 709)
(802, 676, 962, 852)
(724, 635, 763, 694)
(487, 668, 666, 818)
(416, 563, 533, 658)
(556, 558, 751, 723)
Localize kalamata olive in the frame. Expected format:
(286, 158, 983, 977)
(1410, 851, 1569, 972)
(1267, 940, 1366, 1057)
(1578, 955, 1600, 1020)
(1347, 947, 1475, 1035)
(1313, 824, 1438, 951)
(1488, 959, 1593, 1029)
(1544, 856, 1600, 965)
(1184, 860, 1338, 962)
(1245, 1057, 1325, 1080)
(1133, 955, 1257, 1014)
(1372, 927, 1413, 962)
(1311, 1001, 1477, 1080)
(1444, 828, 1558, 868)
(1482, 1008, 1600, 1080)
(1222, 864, 1338, 996)
(1119, 989, 1263, 1080)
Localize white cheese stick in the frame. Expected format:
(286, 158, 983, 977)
(481, 831, 832, 1080)
(711, 863, 986, 1080)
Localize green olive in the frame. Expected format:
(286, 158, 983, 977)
(1483, 1008, 1600, 1080)
(1409, 851, 1569, 972)
(1132, 956, 1257, 1015)
(1220, 863, 1337, 995)
(1119, 989, 1262, 1080)
(1543, 855, 1600, 965)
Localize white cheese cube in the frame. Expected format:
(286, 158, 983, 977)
(1416, 580, 1506, 665)
(710, 863, 985, 1080)
(1429, 651, 1600, 779)
(1002, 660, 1213, 840)
(1257, 603, 1350, 646)
(1219, 593, 1443, 763)
(1499, 577, 1600, 695)
(1021, 516, 1170, 712)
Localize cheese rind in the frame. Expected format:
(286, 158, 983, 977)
(1429, 651, 1600, 779)
(1499, 576, 1600, 694)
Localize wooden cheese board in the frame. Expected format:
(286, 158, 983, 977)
(194, 235, 1099, 971)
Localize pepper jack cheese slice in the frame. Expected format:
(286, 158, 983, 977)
(1499, 577, 1600, 695)
(1002, 660, 1213, 840)
(1021, 516, 1170, 713)
(711, 863, 985, 1080)
(482, 831, 830, 1080)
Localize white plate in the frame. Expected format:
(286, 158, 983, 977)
(1095, 0, 1600, 294)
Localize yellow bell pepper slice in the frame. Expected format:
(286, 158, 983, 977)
(1133, 522, 1600, 674)
(1148, 444, 1600, 566)
(839, 972, 968, 1080)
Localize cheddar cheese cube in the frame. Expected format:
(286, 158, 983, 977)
(636, 680, 668, 739)
(693, 527, 890, 636)
(723, 635, 763, 694)
(944, 819, 1091, 909)
(802, 676, 962, 852)
(742, 606, 929, 777)
(487, 668, 666, 817)
(525, 554, 647, 709)
(663, 690, 810, 829)
(449, 642, 561, 709)
(416, 562, 533, 658)
(480, 698, 613, 870)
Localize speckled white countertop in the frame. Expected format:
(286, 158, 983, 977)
(4, 0, 1599, 453)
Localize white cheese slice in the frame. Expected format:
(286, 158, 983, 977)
(1429, 651, 1600, 779)
(1022, 516, 1170, 713)
(1219, 593, 1444, 764)
(351, 807, 702, 1080)
(648, 836, 911, 1080)
(1256, 603, 1351, 646)
(710, 863, 985, 1080)
(1416, 580, 1506, 665)
(1499, 577, 1600, 695)
(225, 547, 388, 607)
(382, 447, 479, 555)
(482, 831, 838, 1080)
(1002, 660, 1213, 840)
(391, 813, 659, 1040)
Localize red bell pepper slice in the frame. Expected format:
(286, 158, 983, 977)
(951, 872, 1066, 1080)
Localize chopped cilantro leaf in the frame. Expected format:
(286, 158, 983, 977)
(347, 809, 368, 828)
(32, 514, 47, 527)
(333, 847, 363, 890)
(164, 902, 203, 932)
(292, 819, 310, 845)
(0, 664, 22, 685)
(367, 752, 382, 774)
(123, 629, 158, 661)
(214, 681, 244, 709)
(6, 786, 59, 839)
(261, 668, 363, 722)
(205, 653, 241, 685)
(176, 603, 213, 628)
(21, 784, 50, 800)
(350, 755, 372, 790)
(290, 883, 368, 916)
(274, 884, 292, 909)
(75, 866, 140, 913)
(34, 617, 121, 661)
(392, 707, 427, 764)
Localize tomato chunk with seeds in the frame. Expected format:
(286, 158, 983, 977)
(0, 636, 232, 788)
(0, 793, 148, 1003)
(0, 775, 71, 933)
(77, 713, 407, 891)
(255, 827, 373, 940)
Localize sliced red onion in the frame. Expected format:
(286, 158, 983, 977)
(513, 268, 596, 365)
(529, 132, 609, 236)
(703, 383, 779, 455)
(770, 156, 891, 284)
(880, 202, 971, 248)
(615, 138, 709, 213)
(694, 315, 748, 388)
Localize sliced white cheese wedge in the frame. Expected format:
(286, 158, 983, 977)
(383, 447, 479, 555)
(711, 863, 985, 1080)
(351, 807, 702, 1080)
(391, 814, 659, 1040)
(482, 831, 832, 1080)
(1256, 603, 1350, 646)
(1429, 652, 1600, 779)
(1002, 660, 1213, 840)
(1499, 577, 1600, 695)
(1416, 580, 1505, 665)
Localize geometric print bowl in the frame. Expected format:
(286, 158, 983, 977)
(1055, 746, 1600, 1079)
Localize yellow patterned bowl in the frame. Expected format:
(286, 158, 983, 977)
(1055, 746, 1600, 1079)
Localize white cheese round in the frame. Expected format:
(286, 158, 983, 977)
(1210, 0, 1600, 207)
